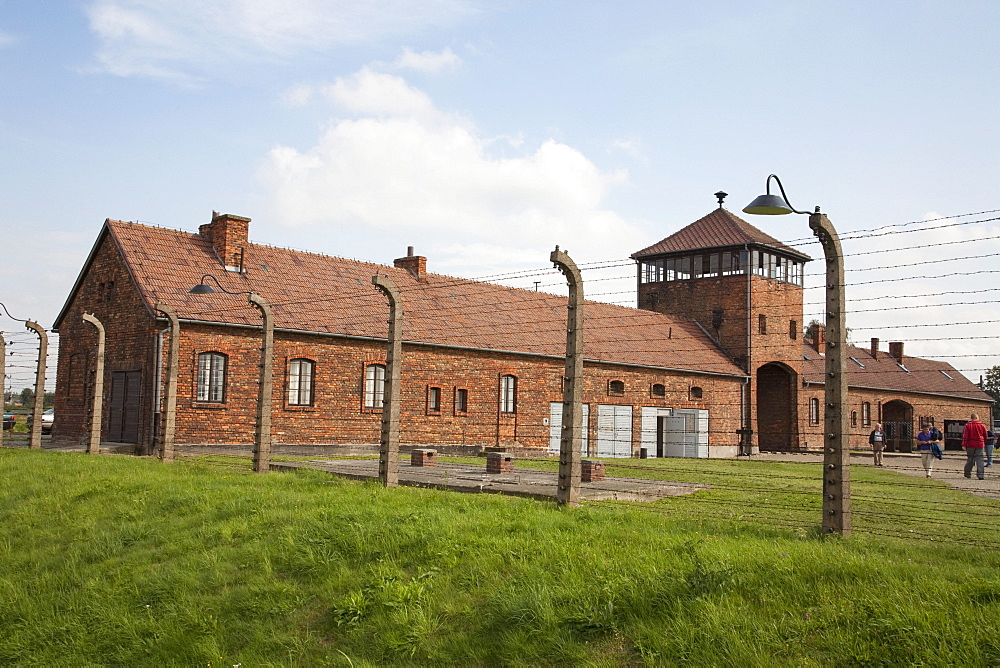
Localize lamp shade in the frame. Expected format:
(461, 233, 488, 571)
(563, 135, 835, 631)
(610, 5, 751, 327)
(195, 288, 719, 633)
(188, 283, 216, 294)
(742, 193, 793, 215)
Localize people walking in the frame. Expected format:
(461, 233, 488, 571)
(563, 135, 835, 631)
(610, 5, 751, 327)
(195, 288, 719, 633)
(916, 424, 939, 478)
(986, 429, 995, 467)
(869, 423, 886, 467)
(962, 413, 988, 480)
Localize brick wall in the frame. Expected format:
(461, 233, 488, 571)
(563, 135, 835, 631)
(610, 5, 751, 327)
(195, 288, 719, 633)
(54, 229, 160, 446)
(800, 384, 992, 452)
(638, 271, 804, 451)
(160, 325, 744, 452)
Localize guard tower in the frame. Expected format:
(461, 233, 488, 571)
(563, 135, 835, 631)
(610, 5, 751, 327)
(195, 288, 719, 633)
(631, 193, 812, 451)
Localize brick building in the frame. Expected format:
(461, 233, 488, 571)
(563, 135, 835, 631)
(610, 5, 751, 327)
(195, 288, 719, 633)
(632, 203, 993, 452)
(52, 213, 749, 457)
(51, 204, 991, 457)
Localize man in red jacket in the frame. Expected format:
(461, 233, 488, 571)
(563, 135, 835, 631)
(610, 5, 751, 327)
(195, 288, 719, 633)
(962, 413, 989, 480)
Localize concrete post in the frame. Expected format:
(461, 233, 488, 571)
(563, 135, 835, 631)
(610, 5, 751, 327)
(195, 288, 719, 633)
(25, 321, 47, 450)
(372, 273, 402, 488)
(810, 212, 851, 536)
(81, 313, 105, 455)
(248, 293, 274, 473)
(550, 246, 584, 507)
(154, 303, 180, 463)
(0, 332, 5, 449)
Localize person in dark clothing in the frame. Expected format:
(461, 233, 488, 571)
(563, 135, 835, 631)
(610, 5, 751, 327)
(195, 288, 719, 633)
(868, 423, 886, 467)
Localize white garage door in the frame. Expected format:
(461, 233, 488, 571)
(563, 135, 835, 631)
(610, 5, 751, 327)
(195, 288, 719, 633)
(597, 404, 633, 458)
(548, 402, 590, 455)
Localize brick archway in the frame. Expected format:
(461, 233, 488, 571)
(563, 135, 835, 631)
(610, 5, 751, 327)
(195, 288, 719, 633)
(882, 400, 914, 452)
(756, 362, 799, 451)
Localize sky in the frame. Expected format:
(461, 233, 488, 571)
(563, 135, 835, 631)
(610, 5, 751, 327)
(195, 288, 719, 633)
(2, 0, 999, 393)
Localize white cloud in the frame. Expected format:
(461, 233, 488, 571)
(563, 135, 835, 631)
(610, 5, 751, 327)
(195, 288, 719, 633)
(0, 30, 17, 48)
(280, 82, 315, 107)
(323, 68, 440, 119)
(609, 138, 642, 158)
(391, 47, 462, 72)
(84, 0, 477, 81)
(259, 69, 640, 277)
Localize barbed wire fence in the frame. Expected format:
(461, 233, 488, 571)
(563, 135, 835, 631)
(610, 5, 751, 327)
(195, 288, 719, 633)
(3, 207, 999, 547)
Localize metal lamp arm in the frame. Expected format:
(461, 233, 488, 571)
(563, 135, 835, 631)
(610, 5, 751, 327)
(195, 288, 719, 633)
(766, 174, 812, 215)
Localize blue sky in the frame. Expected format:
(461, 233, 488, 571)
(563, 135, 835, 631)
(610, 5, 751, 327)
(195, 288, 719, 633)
(2, 1, 999, 392)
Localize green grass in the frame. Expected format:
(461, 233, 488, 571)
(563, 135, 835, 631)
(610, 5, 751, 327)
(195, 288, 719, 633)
(2, 449, 999, 665)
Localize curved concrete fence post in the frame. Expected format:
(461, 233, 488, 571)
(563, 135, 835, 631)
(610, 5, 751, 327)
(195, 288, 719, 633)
(248, 293, 274, 473)
(810, 212, 851, 536)
(81, 313, 105, 455)
(550, 246, 585, 507)
(24, 321, 48, 450)
(0, 332, 5, 449)
(372, 273, 403, 488)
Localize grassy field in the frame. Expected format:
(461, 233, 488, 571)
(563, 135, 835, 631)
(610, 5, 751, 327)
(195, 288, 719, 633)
(2, 448, 999, 665)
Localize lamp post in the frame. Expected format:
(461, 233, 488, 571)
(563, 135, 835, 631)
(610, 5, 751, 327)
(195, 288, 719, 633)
(189, 275, 274, 473)
(743, 175, 851, 536)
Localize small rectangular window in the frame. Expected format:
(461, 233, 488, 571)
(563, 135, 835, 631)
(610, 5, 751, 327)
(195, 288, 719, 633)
(428, 386, 441, 413)
(287, 358, 315, 406)
(789, 319, 797, 340)
(364, 364, 386, 409)
(759, 314, 767, 335)
(197, 352, 226, 403)
(500, 375, 517, 414)
(455, 388, 468, 414)
(862, 402, 871, 426)
(809, 397, 820, 425)
(675, 256, 691, 280)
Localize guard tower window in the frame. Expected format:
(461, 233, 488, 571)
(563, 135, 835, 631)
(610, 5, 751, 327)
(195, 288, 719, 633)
(759, 314, 767, 335)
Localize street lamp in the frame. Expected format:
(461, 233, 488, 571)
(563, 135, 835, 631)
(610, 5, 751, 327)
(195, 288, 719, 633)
(189, 274, 274, 473)
(743, 175, 851, 536)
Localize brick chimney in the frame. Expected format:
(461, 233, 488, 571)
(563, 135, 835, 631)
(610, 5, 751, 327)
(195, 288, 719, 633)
(811, 324, 826, 354)
(199, 211, 250, 272)
(870, 337, 879, 360)
(394, 246, 426, 279)
(889, 341, 904, 362)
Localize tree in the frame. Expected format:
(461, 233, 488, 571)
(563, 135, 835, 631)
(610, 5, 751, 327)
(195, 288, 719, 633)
(805, 319, 854, 345)
(19, 387, 33, 406)
(983, 366, 1000, 423)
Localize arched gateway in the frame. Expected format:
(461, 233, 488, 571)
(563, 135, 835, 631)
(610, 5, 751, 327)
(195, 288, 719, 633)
(756, 362, 799, 451)
(882, 399, 914, 452)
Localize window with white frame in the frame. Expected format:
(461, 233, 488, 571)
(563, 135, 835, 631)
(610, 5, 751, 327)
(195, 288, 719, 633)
(862, 401, 871, 426)
(500, 374, 517, 414)
(364, 364, 386, 409)
(197, 352, 227, 403)
(809, 397, 820, 425)
(287, 358, 315, 406)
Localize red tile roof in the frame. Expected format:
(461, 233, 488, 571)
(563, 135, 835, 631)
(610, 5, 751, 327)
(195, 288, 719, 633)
(801, 343, 992, 403)
(632, 208, 811, 261)
(107, 220, 746, 377)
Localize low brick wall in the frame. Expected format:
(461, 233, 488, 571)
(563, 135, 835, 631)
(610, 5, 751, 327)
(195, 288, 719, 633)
(411, 448, 437, 466)
(486, 451, 515, 473)
(582, 459, 605, 482)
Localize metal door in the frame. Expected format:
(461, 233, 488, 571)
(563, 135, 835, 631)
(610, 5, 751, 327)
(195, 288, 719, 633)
(108, 370, 141, 443)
